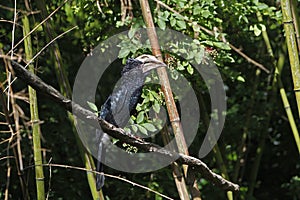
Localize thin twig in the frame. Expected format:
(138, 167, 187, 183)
(4, 25, 78, 92)
(0, 20, 22, 27)
(0, 4, 40, 14)
(24, 163, 174, 200)
(229, 44, 270, 73)
(6, 0, 70, 56)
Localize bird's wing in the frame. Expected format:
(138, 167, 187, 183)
(99, 95, 111, 119)
(109, 83, 132, 126)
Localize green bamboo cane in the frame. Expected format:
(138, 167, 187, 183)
(248, 10, 300, 197)
(35, 1, 103, 199)
(290, 0, 300, 52)
(280, 0, 300, 118)
(257, 11, 300, 153)
(22, 15, 45, 200)
(246, 52, 286, 196)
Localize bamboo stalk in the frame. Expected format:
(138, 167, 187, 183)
(257, 11, 300, 153)
(280, 0, 300, 118)
(247, 11, 300, 197)
(139, 1, 201, 199)
(290, 0, 300, 52)
(22, 15, 45, 200)
(35, 1, 103, 198)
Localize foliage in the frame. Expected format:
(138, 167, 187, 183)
(0, 0, 299, 199)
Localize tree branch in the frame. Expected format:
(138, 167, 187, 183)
(10, 60, 239, 192)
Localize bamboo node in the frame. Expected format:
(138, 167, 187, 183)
(282, 20, 293, 24)
(294, 88, 300, 92)
(284, 105, 291, 109)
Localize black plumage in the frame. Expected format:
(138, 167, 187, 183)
(96, 55, 166, 190)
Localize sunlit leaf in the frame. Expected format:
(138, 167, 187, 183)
(132, 125, 138, 133)
(176, 20, 186, 30)
(142, 123, 157, 132)
(237, 75, 245, 82)
(213, 42, 231, 50)
(157, 19, 166, 30)
(153, 100, 160, 113)
(87, 101, 98, 112)
(187, 65, 194, 75)
(118, 48, 130, 58)
(137, 124, 148, 135)
(136, 111, 144, 123)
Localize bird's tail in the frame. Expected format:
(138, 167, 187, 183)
(96, 129, 106, 190)
(96, 129, 112, 190)
(96, 151, 105, 190)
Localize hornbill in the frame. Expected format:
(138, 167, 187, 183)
(96, 54, 166, 190)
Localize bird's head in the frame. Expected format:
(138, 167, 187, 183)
(122, 54, 166, 75)
(136, 54, 167, 73)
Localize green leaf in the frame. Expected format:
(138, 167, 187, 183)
(193, 5, 201, 15)
(132, 125, 138, 132)
(170, 16, 176, 27)
(149, 92, 154, 101)
(112, 138, 119, 144)
(157, 19, 166, 30)
(151, 91, 160, 100)
(128, 118, 134, 124)
(257, 2, 268, 10)
(176, 20, 186, 30)
(192, 22, 200, 32)
(142, 123, 157, 132)
(136, 103, 142, 111)
(128, 28, 136, 39)
(163, 11, 170, 18)
(124, 127, 131, 134)
(187, 65, 194, 75)
(202, 10, 210, 18)
(213, 42, 231, 50)
(195, 50, 204, 64)
(178, 1, 185, 8)
(259, 24, 266, 31)
(142, 93, 150, 103)
(153, 100, 160, 113)
(177, 61, 185, 70)
(253, 24, 261, 36)
(237, 75, 245, 82)
(137, 124, 148, 135)
(87, 101, 98, 112)
(136, 111, 144, 123)
(118, 48, 130, 58)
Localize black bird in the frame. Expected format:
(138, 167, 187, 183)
(96, 54, 166, 190)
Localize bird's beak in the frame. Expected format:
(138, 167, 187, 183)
(136, 54, 167, 73)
